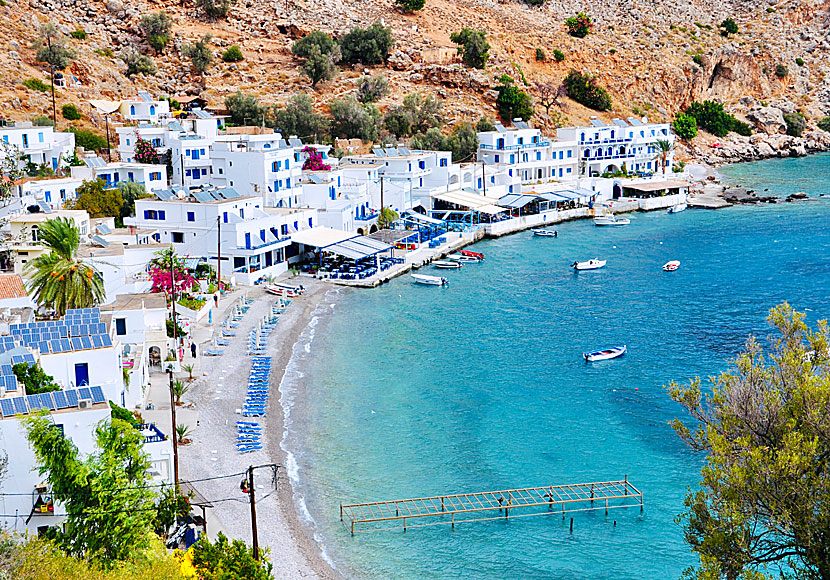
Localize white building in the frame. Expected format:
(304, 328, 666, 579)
(171, 134, 213, 188)
(127, 186, 317, 284)
(211, 133, 302, 208)
(119, 92, 170, 123)
(557, 118, 675, 177)
(477, 122, 578, 187)
(70, 158, 168, 193)
(298, 169, 357, 233)
(17, 176, 86, 209)
(0, 123, 75, 172)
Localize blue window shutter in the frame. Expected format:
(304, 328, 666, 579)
(144, 210, 150, 219)
(158, 210, 165, 220)
(245, 232, 251, 249)
(223, 212, 228, 223)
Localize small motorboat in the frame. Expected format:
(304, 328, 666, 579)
(433, 260, 462, 269)
(271, 282, 305, 295)
(593, 214, 630, 226)
(667, 203, 688, 214)
(265, 285, 299, 297)
(572, 259, 606, 271)
(411, 273, 449, 286)
(533, 229, 558, 237)
(460, 250, 484, 262)
(663, 260, 680, 271)
(448, 253, 482, 263)
(584, 345, 627, 362)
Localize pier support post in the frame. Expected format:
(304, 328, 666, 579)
(403, 517, 406, 533)
(441, 497, 444, 512)
(340, 504, 343, 522)
(451, 512, 455, 529)
(351, 521, 354, 536)
(605, 499, 608, 516)
(570, 517, 574, 533)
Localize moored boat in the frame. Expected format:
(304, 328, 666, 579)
(461, 250, 485, 260)
(663, 260, 680, 271)
(265, 285, 300, 297)
(447, 253, 482, 263)
(572, 258, 606, 270)
(668, 203, 688, 214)
(593, 214, 631, 226)
(433, 260, 462, 269)
(533, 229, 558, 237)
(411, 273, 449, 286)
(583, 345, 627, 362)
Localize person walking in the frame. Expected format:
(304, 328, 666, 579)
(190, 341, 197, 358)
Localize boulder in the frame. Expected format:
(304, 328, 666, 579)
(105, 0, 122, 13)
(746, 106, 786, 135)
(756, 141, 775, 157)
(387, 50, 413, 71)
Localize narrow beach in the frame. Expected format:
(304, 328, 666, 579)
(178, 279, 340, 580)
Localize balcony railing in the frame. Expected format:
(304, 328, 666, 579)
(479, 141, 551, 151)
(355, 211, 379, 221)
(239, 236, 292, 251)
(136, 423, 166, 443)
(580, 137, 633, 145)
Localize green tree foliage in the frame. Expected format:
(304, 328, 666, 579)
(329, 96, 382, 141)
(118, 182, 150, 222)
(384, 92, 444, 137)
(775, 63, 789, 78)
(796, 57, 805, 66)
(23, 78, 51, 92)
(818, 117, 830, 132)
(13, 362, 60, 395)
(119, 47, 157, 77)
(196, 0, 234, 18)
(339, 22, 394, 65)
(668, 303, 830, 580)
(24, 217, 105, 314)
(66, 179, 125, 219)
(292, 30, 338, 59)
(0, 141, 24, 200)
(33, 115, 56, 126)
(495, 75, 534, 123)
(153, 485, 190, 537)
(221, 45, 243, 62)
(672, 112, 698, 140)
(562, 70, 612, 111)
(535, 48, 545, 61)
(783, 112, 806, 137)
(719, 17, 738, 36)
(376, 207, 400, 230)
(225, 92, 264, 126)
(410, 127, 447, 152)
(182, 35, 213, 74)
(190, 532, 273, 580)
(653, 138, 674, 173)
(70, 29, 87, 40)
(272, 93, 330, 140)
(61, 104, 81, 121)
(67, 127, 107, 151)
(565, 12, 593, 38)
(139, 12, 173, 54)
(35, 23, 76, 70)
(476, 117, 495, 132)
(395, 0, 425, 10)
(684, 101, 752, 137)
(450, 28, 489, 69)
(553, 49, 565, 62)
(108, 401, 135, 424)
(357, 74, 388, 103)
(292, 31, 341, 87)
(411, 122, 479, 163)
(22, 413, 157, 564)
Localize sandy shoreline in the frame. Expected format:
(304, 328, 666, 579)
(178, 279, 341, 580)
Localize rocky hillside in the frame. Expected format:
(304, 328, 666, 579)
(2, 0, 830, 162)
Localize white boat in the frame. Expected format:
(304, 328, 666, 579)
(265, 285, 299, 297)
(663, 260, 680, 272)
(533, 229, 558, 237)
(668, 203, 688, 214)
(593, 214, 630, 226)
(447, 253, 482, 263)
(411, 273, 449, 286)
(584, 345, 626, 362)
(433, 260, 462, 269)
(572, 259, 606, 270)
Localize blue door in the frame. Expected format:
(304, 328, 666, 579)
(74, 363, 89, 386)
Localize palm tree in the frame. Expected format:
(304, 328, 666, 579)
(171, 379, 189, 405)
(654, 139, 674, 175)
(175, 424, 191, 444)
(24, 217, 104, 315)
(182, 364, 194, 381)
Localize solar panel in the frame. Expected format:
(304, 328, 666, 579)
(0, 398, 14, 417)
(24, 354, 35, 364)
(494, 123, 507, 133)
(38, 201, 53, 213)
(65, 389, 78, 407)
(101, 335, 113, 347)
(52, 390, 68, 409)
(50, 340, 62, 353)
(0, 345, 7, 355)
(384, 148, 399, 157)
(79, 324, 89, 336)
(81, 336, 93, 350)
(26, 395, 42, 412)
(218, 187, 240, 199)
(71, 337, 83, 350)
(91, 335, 104, 348)
(398, 147, 412, 156)
(514, 121, 530, 130)
(39, 392, 56, 410)
(138, 90, 152, 103)
(60, 339, 72, 352)
(59, 326, 69, 338)
(12, 396, 27, 414)
(91, 235, 110, 247)
(11, 355, 25, 365)
(5, 376, 17, 392)
(1, 365, 12, 376)
(90, 386, 106, 404)
(372, 147, 385, 157)
(192, 189, 213, 203)
(38, 341, 50, 354)
(85, 156, 107, 168)
(192, 109, 211, 119)
(78, 387, 92, 400)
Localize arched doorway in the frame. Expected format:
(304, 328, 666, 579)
(369, 224, 378, 234)
(357, 228, 365, 236)
(613, 183, 623, 199)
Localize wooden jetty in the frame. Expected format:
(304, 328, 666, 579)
(340, 477, 643, 534)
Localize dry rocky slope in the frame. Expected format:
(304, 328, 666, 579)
(3, 0, 830, 164)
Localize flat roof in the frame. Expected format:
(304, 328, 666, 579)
(104, 292, 167, 312)
(623, 180, 687, 192)
(291, 226, 356, 248)
(433, 190, 507, 215)
(366, 229, 416, 244)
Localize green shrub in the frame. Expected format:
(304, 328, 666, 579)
(95, 48, 114, 57)
(766, 6, 775, 12)
(795, 57, 804, 66)
(562, 70, 612, 111)
(609, 48, 616, 54)
(339, 22, 394, 65)
(23, 78, 51, 92)
(818, 117, 830, 132)
(329, 96, 382, 141)
(775, 63, 788, 78)
(522, 0, 546, 5)
(565, 12, 593, 38)
(225, 92, 264, 126)
(140, 11, 173, 53)
(292, 31, 340, 86)
(719, 17, 738, 36)
(292, 30, 338, 58)
(68, 126, 107, 151)
(395, 0, 425, 10)
(32, 115, 55, 127)
(495, 75, 534, 123)
(221, 45, 243, 62)
(384, 92, 443, 137)
(183, 35, 213, 73)
(13, 362, 60, 395)
(535, 48, 545, 61)
(692, 53, 704, 66)
(783, 112, 806, 137)
(553, 49, 565, 62)
(120, 47, 157, 76)
(476, 117, 495, 132)
(450, 28, 489, 69)
(196, 0, 234, 18)
(272, 93, 330, 140)
(357, 74, 388, 103)
(61, 103, 81, 121)
(672, 112, 698, 140)
(683, 100, 751, 137)
(70, 29, 87, 40)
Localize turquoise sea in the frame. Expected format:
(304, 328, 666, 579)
(282, 154, 830, 579)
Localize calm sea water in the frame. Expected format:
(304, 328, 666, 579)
(284, 155, 830, 579)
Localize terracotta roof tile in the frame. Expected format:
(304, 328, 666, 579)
(0, 275, 27, 300)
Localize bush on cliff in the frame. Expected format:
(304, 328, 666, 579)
(783, 112, 806, 137)
(684, 101, 751, 137)
(495, 75, 534, 122)
(565, 13, 593, 38)
(672, 113, 698, 140)
(339, 22, 394, 65)
(450, 28, 489, 69)
(818, 117, 830, 132)
(395, 0, 425, 11)
(562, 70, 612, 111)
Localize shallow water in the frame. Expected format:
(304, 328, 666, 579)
(287, 157, 830, 579)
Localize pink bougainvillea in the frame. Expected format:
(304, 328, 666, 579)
(134, 136, 160, 165)
(149, 249, 199, 297)
(301, 146, 331, 171)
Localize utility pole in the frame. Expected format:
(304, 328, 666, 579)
(46, 33, 56, 128)
(170, 254, 178, 351)
(248, 465, 259, 560)
(168, 369, 179, 487)
(216, 215, 221, 293)
(180, 153, 186, 187)
(380, 176, 384, 215)
(104, 114, 111, 161)
(482, 162, 486, 197)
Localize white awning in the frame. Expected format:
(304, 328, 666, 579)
(290, 227, 356, 248)
(433, 190, 507, 215)
(88, 100, 121, 114)
(499, 194, 537, 208)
